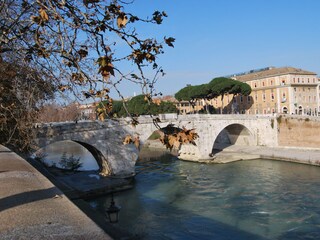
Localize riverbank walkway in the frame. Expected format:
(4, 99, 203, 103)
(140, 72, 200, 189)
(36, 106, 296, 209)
(0, 145, 112, 239)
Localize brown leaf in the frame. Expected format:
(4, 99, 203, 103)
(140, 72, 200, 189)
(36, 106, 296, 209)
(117, 13, 128, 28)
(164, 37, 175, 48)
(123, 135, 133, 145)
(39, 8, 49, 22)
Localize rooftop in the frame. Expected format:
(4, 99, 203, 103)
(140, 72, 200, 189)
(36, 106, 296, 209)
(232, 67, 316, 82)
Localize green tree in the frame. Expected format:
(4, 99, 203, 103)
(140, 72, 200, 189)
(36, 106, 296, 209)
(98, 95, 177, 118)
(208, 77, 234, 113)
(175, 84, 210, 113)
(175, 78, 252, 115)
(126, 95, 177, 116)
(208, 77, 251, 114)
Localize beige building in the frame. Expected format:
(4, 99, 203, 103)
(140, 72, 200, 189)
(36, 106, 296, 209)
(231, 67, 320, 115)
(176, 67, 320, 116)
(77, 102, 97, 120)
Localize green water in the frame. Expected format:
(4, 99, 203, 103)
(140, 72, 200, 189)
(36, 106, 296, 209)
(90, 151, 320, 239)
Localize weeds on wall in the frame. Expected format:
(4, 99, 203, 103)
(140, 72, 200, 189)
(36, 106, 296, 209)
(270, 119, 275, 129)
(276, 115, 282, 125)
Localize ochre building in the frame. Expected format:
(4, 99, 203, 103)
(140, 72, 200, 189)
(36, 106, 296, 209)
(177, 67, 320, 115)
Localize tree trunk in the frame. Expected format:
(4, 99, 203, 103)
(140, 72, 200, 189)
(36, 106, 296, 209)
(220, 95, 224, 114)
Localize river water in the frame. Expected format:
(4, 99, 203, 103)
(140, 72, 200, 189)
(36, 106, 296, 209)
(88, 149, 320, 240)
(40, 142, 320, 239)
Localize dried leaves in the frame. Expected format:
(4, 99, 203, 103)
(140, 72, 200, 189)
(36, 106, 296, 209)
(97, 56, 114, 80)
(117, 13, 128, 28)
(123, 135, 140, 149)
(159, 125, 199, 150)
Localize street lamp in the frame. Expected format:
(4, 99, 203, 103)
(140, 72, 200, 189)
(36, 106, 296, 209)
(106, 193, 121, 223)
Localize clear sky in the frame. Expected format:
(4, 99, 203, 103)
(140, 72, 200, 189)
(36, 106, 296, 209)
(112, 0, 320, 98)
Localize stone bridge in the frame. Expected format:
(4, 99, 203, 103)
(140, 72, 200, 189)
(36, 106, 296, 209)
(34, 114, 280, 176)
(129, 114, 278, 160)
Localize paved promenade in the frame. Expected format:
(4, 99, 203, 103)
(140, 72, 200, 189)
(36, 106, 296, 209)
(0, 145, 112, 240)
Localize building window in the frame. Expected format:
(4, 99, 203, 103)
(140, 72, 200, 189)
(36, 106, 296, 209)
(262, 82, 265, 87)
(240, 95, 243, 103)
(247, 96, 251, 102)
(254, 82, 257, 88)
(293, 78, 295, 83)
(294, 87, 297, 92)
(298, 78, 300, 83)
(255, 94, 258, 101)
(271, 92, 275, 101)
(263, 92, 266, 101)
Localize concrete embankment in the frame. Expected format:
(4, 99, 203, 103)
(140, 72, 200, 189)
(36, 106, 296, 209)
(144, 140, 320, 166)
(213, 145, 320, 166)
(0, 145, 112, 240)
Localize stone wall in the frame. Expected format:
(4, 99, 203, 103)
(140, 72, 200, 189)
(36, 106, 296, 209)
(278, 115, 320, 149)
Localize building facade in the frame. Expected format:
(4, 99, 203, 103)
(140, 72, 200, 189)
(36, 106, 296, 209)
(176, 67, 320, 116)
(232, 67, 320, 115)
(77, 102, 97, 120)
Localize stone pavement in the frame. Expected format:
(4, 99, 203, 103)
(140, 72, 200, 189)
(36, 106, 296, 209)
(0, 145, 112, 240)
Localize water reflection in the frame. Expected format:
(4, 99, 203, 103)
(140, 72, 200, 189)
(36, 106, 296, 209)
(38, 140, 99, 171)
(89, 150, 320, 240)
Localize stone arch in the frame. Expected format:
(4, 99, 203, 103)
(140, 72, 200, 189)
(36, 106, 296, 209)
(36, 140, 112, 174)
(73, 141, 112, 174)
(212, 123, 254, 154)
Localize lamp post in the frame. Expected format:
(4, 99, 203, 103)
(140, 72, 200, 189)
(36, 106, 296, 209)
(106, 193, 121, 223)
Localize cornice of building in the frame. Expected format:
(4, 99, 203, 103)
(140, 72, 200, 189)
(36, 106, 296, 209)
(233, 67, 316, 82)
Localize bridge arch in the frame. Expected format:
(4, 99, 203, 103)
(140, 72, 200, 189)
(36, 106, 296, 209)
(36, 140, 112, 174)
(73, 140, 112, 174)
(212, 123, 255, 153)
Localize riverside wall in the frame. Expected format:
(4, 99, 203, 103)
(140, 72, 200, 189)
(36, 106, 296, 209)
(278, 115, 320, 149)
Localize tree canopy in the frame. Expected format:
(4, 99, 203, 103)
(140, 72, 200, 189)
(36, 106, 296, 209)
(174, 77, 252, 113)
(98, 94, 177, 118)
(174, 84, 210, 102)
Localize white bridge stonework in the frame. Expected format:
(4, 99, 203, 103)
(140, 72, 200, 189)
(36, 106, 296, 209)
(126, 114, 278, 161)
(35, 114, 278, 176)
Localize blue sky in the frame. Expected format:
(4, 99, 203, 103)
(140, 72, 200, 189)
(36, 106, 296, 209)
(111, 0, 320, 98)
